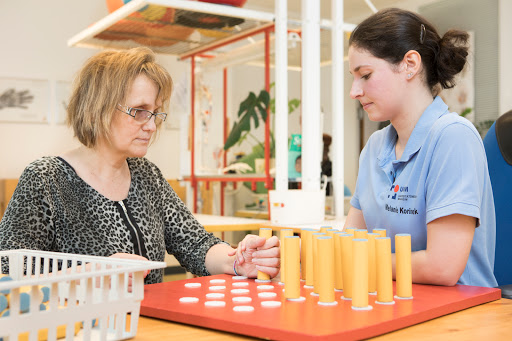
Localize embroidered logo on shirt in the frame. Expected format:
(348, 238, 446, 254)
(388, 184, 402, 199)
(388, 184, 417, 201)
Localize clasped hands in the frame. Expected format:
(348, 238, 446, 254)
(228, 235, 281, 279)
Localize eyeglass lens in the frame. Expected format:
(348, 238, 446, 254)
(130, 108, 166, 124)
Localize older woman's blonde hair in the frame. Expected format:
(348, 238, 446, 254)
(67, 47, 173, 148)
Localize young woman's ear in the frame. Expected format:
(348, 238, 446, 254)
(402, 50, 422, 79)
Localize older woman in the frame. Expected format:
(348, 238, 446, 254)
(0, 47, 280, 283)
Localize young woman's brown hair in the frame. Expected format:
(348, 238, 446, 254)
(349, 7, 469, 95)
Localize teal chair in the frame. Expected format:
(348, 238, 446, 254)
(483, 110, 512, 299)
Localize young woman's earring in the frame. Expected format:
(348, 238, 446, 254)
(408, 73, 413, 78)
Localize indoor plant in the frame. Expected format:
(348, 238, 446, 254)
(223, 83, 300, 193)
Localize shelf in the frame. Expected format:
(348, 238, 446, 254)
(67, 0, 274, 57)
(67, 0, 347, 70)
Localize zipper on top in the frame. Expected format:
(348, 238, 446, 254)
(116, 200, 147, 258)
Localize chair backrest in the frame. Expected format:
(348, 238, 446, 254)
(483, 111, 512, 286)
(0, 179, 19, 220)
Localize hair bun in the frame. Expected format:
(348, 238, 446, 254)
(435, 29, 469, 90)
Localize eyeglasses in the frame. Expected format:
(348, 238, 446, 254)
(117, 104, 167, 124)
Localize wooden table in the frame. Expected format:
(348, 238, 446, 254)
(194, 214, 269, 232)
(134, 298, 511, 340)
(234, 209, 269, 220)
(195, 213, 347, 234)
(266, 216, 347, 234)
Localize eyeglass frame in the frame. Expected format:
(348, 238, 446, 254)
(117, 104, 167, 124)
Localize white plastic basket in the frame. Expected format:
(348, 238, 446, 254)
(0, 249, 166, 341)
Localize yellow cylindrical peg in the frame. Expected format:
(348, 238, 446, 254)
(319, 226, 331, 233)
(303, 229, 315, 287)
(257, 228, 273, 282)
(340, 234, 354, 299)
(352, 238, 372, 310)
(259, 227, 273, 238)
(376, 237, 395, 304)
(373, 228, 387, 238)
(325, 229, 338, 238)
(300, 229, 310, 280)
(317, 237, 337, 305)
(344, 227, 357, 234)
(279, 229, 294, 284)
(354, 229, 368, 239)
(367, 233, 378, 294)
(395, 234, 413, 299)
(312, 233, 326, 294)
(334, 233, 345, 291)
(284, 236, 301, 299)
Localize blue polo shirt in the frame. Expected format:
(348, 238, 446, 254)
(351, 96, 497, 287)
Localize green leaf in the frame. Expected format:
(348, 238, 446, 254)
(258, 89, 270, 106)
(288, 99, 300, 114)
(237, 92, 256, 117)
(460, 107, 472, 117)
(224, 89, 270, 151)
(224, 122, 243, 151)
(256, 103, 267, 122)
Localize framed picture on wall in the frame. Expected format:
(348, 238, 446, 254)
(0, 77, 49, 123)
(55, 80, 71, 125)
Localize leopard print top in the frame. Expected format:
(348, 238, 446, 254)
(0, 156, 224, 284)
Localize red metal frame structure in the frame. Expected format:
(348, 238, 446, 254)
(190, 56, 196, 211)
(221, 68, 228, 217)
(180, 23, 275, 216)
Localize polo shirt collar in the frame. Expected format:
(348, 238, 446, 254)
(378, 96, 449, 165)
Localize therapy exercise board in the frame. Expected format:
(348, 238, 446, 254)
(140, 274, 501, 340)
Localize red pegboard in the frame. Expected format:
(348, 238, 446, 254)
(140, 274, 501, 340)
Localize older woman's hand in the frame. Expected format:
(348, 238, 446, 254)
(108, 253, 150, 292)
(228, 235, 280, 279)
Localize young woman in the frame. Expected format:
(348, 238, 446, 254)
(0, 47, 280, 283)
(344, 8, 497, 287)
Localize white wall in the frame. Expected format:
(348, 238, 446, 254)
(420, 0, 499, 130)
(499, 0, 512, 115)
(0, 0, 186, 179)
